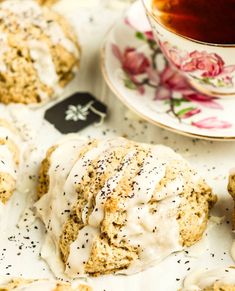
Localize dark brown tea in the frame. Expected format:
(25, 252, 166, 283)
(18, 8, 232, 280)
(152, 0, 235, 44)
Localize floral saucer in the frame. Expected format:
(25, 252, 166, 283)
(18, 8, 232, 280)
(101, 1, 235, 140)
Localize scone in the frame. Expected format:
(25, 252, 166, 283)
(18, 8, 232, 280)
(35, 137, 217, 277)
(0, 278, 91, 291)
(183, 267, 235, 291)
(0, 0, 80, 104)
(0, 0, 58, 5)
(0, 119, 21, 205)
(38, 0, 58, 5)
(228, 170, 235, 228)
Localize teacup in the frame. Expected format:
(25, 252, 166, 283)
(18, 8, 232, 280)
(142, 0, 235, 98)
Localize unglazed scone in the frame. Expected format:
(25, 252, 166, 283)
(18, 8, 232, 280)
(182, 267, 235, 291)
(35, 137, 217, 277)
(0, 119, 21, 205)
(0, 278, 92, 291)
(0, 0, 80, 104)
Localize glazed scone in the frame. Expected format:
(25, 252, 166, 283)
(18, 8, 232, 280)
(228, 169, 235, 228)
(0, 0, 58, 5)
(35, 137, 216, 277)
(182, 267, 235, 291)
(0, 0, 80, 104)
(0, 119, 21, 205)
(0, 278, 92, 291)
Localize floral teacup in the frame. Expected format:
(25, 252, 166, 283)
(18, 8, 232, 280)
(142, 0, 235, 98)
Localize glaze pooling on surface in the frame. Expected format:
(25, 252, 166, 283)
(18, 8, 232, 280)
(0, 125, 19, 179)
(28, 40, 58, 89)
(183, 267, 235, 290)
(0, 122, 21, 189)
(46, 21, 79, 57)
(0, 144, 17, 178)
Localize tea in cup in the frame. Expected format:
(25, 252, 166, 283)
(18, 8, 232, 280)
(143, 0, 235, 98)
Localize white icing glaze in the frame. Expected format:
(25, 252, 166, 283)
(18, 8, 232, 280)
(28, 40, 58, 88)
(40, 234, 66, 277)
(35, 137, 88, 237)
(66, 149, 137, 276)
(37, 90, 49, 102)
(186, 234, 209, 258)
(36, 137, 129, 277)
(67, 225, 99, 276)
(183, 267, 235, 290)
(1, 0, 41, 17)
(0, 144, 17, 178)
(46, 21, 79, 57)
(0, 124, 20, 179)
(88, 150, 138, 227)
(115, 146, 184, 273)
(0, 125, 18, 142)
(119, 196, 182, 274)
(36, 137, 203, 278)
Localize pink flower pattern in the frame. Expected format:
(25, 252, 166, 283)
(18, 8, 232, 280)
(181, 108, 201, 119)
(181, 51, 224, 77)
(112, 45, 150, 76)
(160, 41, 235, 85)
(155, 66, 223, 110)
(112, 19, 233, 130)
(192, 117, 232, 129)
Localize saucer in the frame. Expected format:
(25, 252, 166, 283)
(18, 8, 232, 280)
(101, 0, 235, 140)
